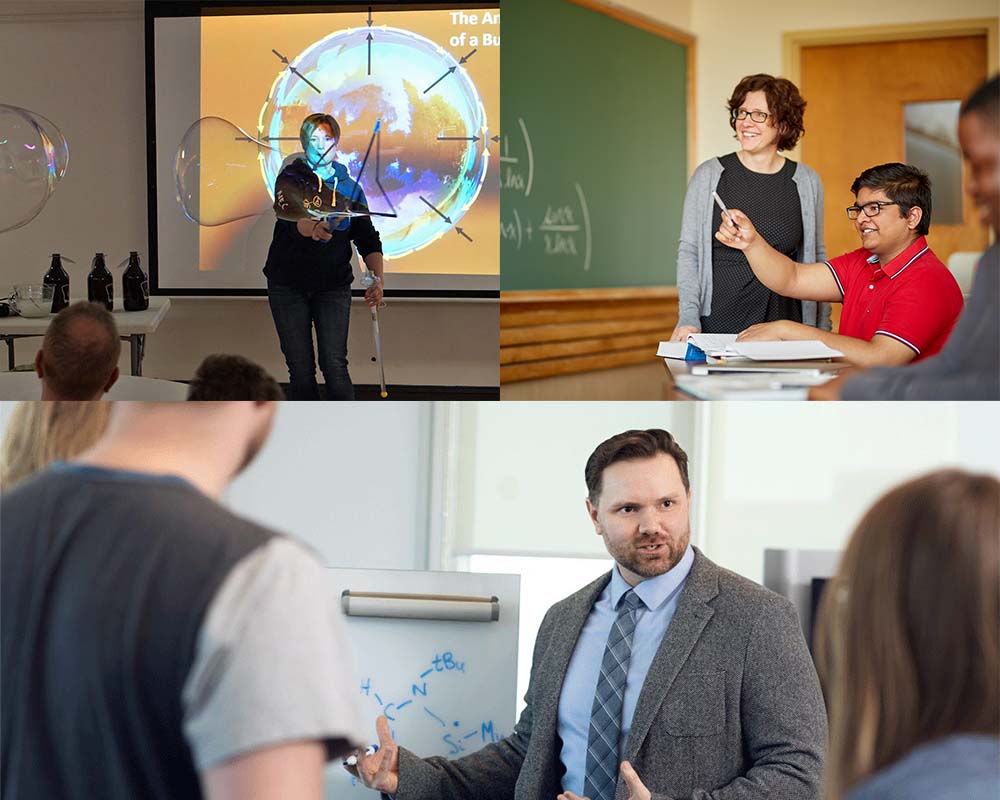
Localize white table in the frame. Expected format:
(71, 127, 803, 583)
(0, 296, 171, 376)
(0, 371, 188, 401)
(662, 357, 850, 400)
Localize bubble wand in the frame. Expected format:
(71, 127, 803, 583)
(360, 270, 387, 398)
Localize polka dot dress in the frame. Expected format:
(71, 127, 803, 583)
(701, 153, 804, 333)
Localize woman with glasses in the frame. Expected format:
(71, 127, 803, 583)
(814, 469, 999, 799)
(671, 74, 830, 341)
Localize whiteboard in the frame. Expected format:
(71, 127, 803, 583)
(326, 568, 520, 799)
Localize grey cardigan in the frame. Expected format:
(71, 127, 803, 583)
(393, 548, 827, 800)
(676, 156, 832, 331)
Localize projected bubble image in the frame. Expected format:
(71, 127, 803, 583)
(0, 104, 69, 234)
(259, 25, 489, 258)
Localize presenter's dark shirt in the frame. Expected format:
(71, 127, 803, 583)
(263, 162, 383, 292)
(702, 153, 803, 333)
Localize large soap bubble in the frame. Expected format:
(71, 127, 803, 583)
(0, 104, 70, 233)
(175, 116, 277, 226)
(259, 26, 489, 258)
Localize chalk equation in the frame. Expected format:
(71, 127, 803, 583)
(500, 118, 592, 272)
(501, 189, 592, 271)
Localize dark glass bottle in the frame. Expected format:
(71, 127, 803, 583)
(42, 253, 70, 313)
(87, 252, 114, 311)
(122, 251, 149, 311)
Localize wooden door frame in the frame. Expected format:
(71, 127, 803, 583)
(782, 18, 999, 163)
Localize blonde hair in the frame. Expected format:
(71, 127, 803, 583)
(1, 401, 112, 489)
(814, 469, 1000, 798)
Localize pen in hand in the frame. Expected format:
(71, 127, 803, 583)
(712, 190, 741, 230)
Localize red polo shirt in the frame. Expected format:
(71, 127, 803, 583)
(825, 236, 963, 361)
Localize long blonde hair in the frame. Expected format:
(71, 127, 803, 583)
(814, 469, 1000, 798)
(1, 401, 112, 489)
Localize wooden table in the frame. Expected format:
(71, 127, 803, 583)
(0, 297, 171, 376)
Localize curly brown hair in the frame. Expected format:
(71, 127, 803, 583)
(727, 74, 807, 152)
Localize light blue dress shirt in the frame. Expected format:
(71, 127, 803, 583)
(557, 545, 694, 795)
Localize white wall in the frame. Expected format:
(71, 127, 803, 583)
(0, 6, 498, 388)
(698, 402, 1000, 583)
(225, 402, 432, 570)
(452, 402, 699, 557)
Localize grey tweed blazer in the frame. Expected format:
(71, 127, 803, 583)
(395, 548, 827, 800)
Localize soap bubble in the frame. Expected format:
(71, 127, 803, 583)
(259, 25, 489, 259)
(174, 116, 278, 226)
(0, 104, 70, 234)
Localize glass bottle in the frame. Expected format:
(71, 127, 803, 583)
(42, 253, 70, 313)
(122, 251, 149, 311)
(87, 252, 114, 311)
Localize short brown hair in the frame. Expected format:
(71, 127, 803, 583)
(814, 469, 1000, 798)
(299, 113, 341, 151)
(727, 73, 807, 152)
(585, 429, 690, 504)
(187, 354, 285, 401)
(41, 302, 120, 400)
(850, 162, 932, 237)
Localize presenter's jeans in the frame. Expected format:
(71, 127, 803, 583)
(267, 281, 354, 400)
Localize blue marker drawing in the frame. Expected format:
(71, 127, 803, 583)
(374, 693, 383, 706)
(463, 730, 478, 740)
(424, 706, 446, 727)
(397, 700, 413, 710)
(419, 668, 433, 678)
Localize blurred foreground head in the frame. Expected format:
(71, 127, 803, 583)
(815, 468, 1000, 797)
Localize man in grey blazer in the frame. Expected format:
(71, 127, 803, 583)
(349, 429, 826, 800)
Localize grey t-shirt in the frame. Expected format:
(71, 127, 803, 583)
(183, 536, 366, 770)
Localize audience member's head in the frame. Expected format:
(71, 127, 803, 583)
(959, 73, 1000, 235)
(815, 469, 1000, 798)
(186, 354, 285, 401)
(35, 302, 120, 400)
(1, 400, 112, 489)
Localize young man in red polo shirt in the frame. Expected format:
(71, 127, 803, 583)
(715, 162, 963, 367)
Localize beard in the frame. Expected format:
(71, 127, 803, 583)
(604, 524, 691, 580)
(235, 406, 276, 475)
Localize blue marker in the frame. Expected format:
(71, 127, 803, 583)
(342, 744, 379, 767)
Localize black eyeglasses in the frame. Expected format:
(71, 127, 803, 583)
(846, 201, 900, 220)
(732, 108, 772, 123)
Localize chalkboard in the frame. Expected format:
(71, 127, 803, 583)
(326, 568, 521, 799)
(500, 0, 690, 290)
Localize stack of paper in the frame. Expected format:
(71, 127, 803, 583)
(656, 335, 842, 361)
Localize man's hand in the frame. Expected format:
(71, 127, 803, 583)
(345, 715, 398, 794)
(669, 324, 700, 342)
(620, 761, 651, 800)
(736, 319, 808, 342)
(556, 762, 651, 800)
(714, 209, 758, 250)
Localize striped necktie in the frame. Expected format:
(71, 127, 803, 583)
(584, 589, 644, 800)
